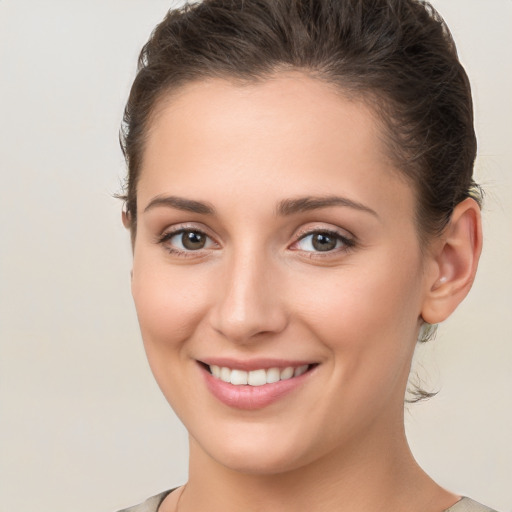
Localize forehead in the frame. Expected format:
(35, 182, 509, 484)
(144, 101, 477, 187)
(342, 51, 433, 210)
(147, 73, 384, 169)
(138, 73, 415, 227)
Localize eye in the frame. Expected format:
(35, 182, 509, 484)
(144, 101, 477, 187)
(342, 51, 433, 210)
(294, 230, 354, 253)
(159, 228, 216, 253)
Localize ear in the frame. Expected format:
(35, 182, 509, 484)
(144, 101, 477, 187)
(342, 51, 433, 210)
(122, 209, 131, 229)
(421, 198, 482, 324)
(122, 210, 135, 273)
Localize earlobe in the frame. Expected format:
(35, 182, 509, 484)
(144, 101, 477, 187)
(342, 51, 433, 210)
(421, 198, 483, 324)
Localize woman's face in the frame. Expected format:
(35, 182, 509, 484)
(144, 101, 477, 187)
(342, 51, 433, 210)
(131, 74, 432, 474)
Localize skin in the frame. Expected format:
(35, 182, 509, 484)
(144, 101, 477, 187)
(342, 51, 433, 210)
(127, 73, 482, 512)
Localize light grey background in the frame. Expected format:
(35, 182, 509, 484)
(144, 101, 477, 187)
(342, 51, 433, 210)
(0, 1, 510, 511)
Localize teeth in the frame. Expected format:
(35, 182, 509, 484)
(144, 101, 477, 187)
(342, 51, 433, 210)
(248, 369, 267, 386)
(280, 367, 294, 380)
(209, 364, 310, 386)
(220, 366, 231, 383)
(266, 367, 281, 384)
(230, 369, 248, 385)
(294, 364, 308, 377)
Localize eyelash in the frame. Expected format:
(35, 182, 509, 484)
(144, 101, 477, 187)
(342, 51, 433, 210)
(156, 226, 356, 258)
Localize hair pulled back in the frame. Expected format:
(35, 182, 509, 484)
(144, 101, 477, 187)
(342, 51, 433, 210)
(120, 0, 480, 244)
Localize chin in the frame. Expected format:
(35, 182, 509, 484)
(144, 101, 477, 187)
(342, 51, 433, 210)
(190, 422, 326, 477)
(211, 446, 306, 476)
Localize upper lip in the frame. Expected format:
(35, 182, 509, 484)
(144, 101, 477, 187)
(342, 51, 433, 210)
(198, 357, 316, 371)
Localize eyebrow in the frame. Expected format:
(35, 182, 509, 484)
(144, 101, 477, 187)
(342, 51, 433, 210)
(143, 194, 378, 218)
(276, 196, 378, 217)
(144, 195, 216, 215)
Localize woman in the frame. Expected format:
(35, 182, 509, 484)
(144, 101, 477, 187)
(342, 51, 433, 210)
(117, 0, 495, 511)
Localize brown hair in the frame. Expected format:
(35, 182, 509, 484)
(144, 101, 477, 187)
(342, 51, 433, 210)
(119, 0, 481, 244)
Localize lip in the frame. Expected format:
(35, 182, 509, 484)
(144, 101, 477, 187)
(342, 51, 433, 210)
(198, 359, 317, 410)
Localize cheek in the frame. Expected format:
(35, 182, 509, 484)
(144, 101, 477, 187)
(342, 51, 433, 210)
(296, 250, 424, 383)
(301, 264, 421, 333)
(131, 255, 210, 355)
(130, 258, 215, 413)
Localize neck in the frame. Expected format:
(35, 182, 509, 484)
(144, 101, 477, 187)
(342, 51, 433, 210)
(177, 418, 455, 512)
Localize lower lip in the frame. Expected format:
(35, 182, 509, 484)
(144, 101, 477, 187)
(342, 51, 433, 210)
(201, 365, 314, 410)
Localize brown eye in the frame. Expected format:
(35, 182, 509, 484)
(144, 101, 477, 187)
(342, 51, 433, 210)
(160, 228, 215, 253)
(311, 233, 337, 251)
(181, 230, 207, 250)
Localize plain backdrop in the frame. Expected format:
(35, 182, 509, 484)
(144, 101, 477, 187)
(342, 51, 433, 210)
(0, 1, 511, 511)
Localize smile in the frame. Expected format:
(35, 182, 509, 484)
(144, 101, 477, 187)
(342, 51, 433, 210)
(200, 361, 317, 410)
(209, 364, 310, 386)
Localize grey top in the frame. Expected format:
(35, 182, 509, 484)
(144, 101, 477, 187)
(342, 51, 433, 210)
(117, 490, 172, 512)
(117, 490, 499, 512)
(445, 498, 498, 512)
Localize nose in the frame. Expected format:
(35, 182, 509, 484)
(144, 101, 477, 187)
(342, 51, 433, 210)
(208, 250, 288, 344)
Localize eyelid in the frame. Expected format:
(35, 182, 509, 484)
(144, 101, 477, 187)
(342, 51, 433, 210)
(157, 221, 217, 237)
(293, 222, 355, 242)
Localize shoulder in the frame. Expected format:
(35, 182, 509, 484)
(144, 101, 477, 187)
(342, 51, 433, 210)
(116, 490, 174, 512)
(445, 497, 500, 512)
